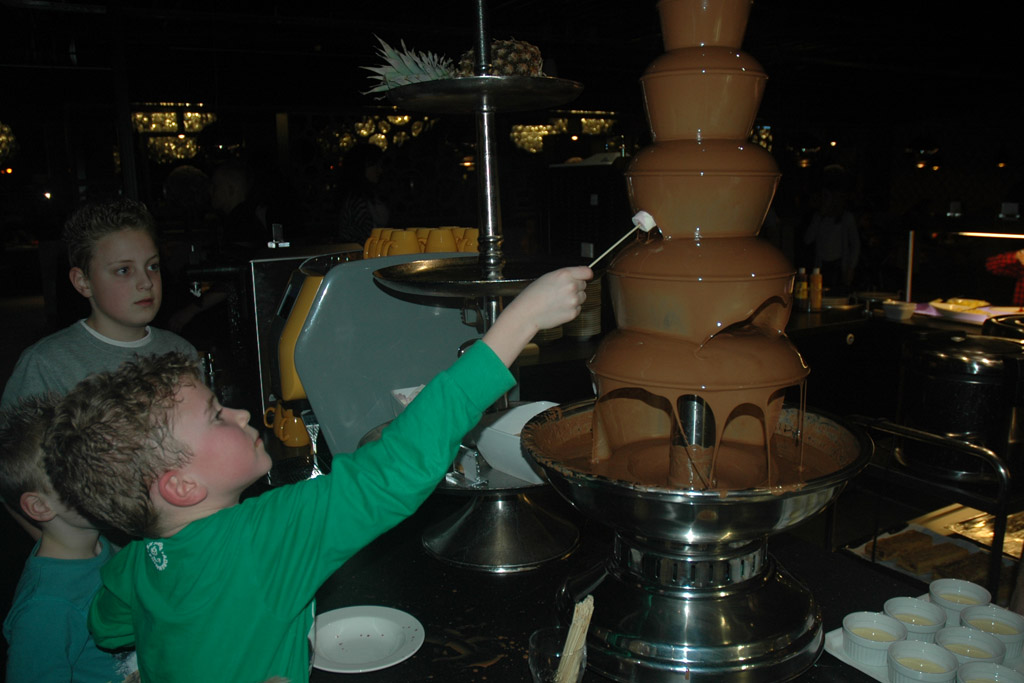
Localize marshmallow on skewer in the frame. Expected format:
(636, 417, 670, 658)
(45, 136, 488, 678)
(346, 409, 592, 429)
(588, 210, 657, 268)
(632, 210, 657, 232)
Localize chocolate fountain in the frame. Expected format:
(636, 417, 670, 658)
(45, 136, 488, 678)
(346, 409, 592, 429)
(521, 1, 871, 680)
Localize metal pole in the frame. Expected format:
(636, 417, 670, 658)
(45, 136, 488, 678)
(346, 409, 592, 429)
(905, 230, 914, 302)
(476, 107, 504, 281)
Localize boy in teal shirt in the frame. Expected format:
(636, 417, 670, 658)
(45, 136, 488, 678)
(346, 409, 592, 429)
(46, 265, 591, 683)
(1, 396, 138, 682)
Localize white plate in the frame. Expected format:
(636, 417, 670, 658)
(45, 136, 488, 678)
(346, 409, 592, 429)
(927, 302, 1023, 325)
(470, 401, 557, 484)
(313, 606, 424, 673)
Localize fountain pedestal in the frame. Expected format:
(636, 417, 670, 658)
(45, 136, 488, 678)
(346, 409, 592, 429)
(559, 547, 821, 682)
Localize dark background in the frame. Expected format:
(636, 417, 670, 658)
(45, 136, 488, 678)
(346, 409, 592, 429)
(2, 1, 1020, 239)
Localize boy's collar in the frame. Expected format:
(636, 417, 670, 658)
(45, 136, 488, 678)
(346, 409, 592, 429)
(79, 319, 153, 347)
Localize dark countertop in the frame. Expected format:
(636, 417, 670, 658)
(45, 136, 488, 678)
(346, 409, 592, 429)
(310, 489, 927, 682)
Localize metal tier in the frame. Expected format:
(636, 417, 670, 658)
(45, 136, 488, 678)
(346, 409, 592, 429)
(373, 256, 566, 299)
(385, 75, 583, 114)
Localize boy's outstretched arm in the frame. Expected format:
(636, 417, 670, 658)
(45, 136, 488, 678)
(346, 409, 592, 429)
(481, 266, 593, 367)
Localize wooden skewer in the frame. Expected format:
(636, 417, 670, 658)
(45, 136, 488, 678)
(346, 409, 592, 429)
(555, 595, 594, 683)
(588, 211, 657, 269)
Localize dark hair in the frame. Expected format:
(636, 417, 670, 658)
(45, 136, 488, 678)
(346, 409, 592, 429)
(62, 198, 159, 274)
(0, 395, 60, 512)
(45, 351, 201, 538)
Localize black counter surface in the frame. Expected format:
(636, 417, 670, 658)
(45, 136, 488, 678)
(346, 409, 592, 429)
(310, 489, 927, 682)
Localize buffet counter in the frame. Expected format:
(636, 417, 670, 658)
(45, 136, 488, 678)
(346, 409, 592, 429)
(310, 491, 926, 682)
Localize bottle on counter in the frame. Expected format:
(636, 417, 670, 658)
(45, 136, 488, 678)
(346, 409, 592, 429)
(794, 267, 809, 311)
(809, 267, 823, 311)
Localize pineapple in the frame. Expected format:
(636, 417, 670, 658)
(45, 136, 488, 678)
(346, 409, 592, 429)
(362, 35, 455, 94)
(456, 38, 544, 77)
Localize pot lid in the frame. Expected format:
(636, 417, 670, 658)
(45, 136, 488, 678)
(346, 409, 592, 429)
(981, 314, 1024, 340)
(904, 334, 1024, 377)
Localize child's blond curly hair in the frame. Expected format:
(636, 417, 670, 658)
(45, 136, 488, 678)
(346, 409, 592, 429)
(45, 351, 201, 538)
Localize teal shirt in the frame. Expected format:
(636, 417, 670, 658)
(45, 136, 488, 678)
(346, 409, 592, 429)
(3, 536, 137, 682)
(88, 341, 514, 683)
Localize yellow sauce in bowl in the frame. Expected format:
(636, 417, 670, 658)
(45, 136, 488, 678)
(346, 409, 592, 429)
(850, 627, 900, 642)
(895, 656, 948, 673)
(893, 613, 936, 626)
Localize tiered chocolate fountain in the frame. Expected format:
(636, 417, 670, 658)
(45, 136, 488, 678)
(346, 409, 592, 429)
(521, 1, 871, 680)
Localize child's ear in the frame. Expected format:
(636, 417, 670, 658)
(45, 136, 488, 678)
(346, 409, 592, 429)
(155, 470, 207, 507)
(20, 491, 57, 523)
(69, 267, 92, 299)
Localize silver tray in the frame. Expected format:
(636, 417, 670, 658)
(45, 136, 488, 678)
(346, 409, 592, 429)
(385, 75, 583, 114)
(373, 257, 559, 298)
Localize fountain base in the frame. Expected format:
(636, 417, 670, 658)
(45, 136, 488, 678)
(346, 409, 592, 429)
(557, 540, 821, 682)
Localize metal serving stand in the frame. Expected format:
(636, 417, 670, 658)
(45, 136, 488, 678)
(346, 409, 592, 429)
(371, 0, 584, 572)
(853, 417, 1018, 598)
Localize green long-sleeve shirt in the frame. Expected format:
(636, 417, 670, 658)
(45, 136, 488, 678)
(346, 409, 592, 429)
(89, 341, 514, 682)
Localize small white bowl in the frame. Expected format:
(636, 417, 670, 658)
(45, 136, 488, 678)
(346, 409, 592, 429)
(956, 660, 1024, 683)
(961, 604, 1024, 661)
(931, 578, 992, 625)
(887, 639, 958, 683)
(843, 611, 907, 666)
(936, 626, 1005, 664)
(885, 596, 947, 642)
(883, 299, 916, 321)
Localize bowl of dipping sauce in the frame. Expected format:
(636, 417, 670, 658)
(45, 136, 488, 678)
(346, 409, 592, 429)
(936, 626, 1005, 665)
(931, 578, 992, 625)
(883, 300, 917, 321)
(887, 639, 959, 683)
(961, 604, 1024, 661)
(956, 661, 1024, 683)
(843, 611, 907, 666)
(885, 596, 947, 642)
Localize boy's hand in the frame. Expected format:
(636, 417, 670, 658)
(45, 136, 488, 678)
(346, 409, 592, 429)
(482, 266, 593, 367)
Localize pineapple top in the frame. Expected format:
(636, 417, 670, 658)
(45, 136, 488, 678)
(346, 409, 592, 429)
(363, 35, 544, 94)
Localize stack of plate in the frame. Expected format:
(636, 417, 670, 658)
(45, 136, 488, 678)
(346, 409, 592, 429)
(565, 276, 603, 340)
(532, 324, 563, 345)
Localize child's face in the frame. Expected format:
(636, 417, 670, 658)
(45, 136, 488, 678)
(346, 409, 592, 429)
(77, 228, 162, 340)
(171, 380, 272, 501)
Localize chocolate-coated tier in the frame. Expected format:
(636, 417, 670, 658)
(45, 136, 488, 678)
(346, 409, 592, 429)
(626, 139, 780, 238)
(656, 0, 753, 51)
(607, 235, 794, 343)
(641, 47, 766, 141)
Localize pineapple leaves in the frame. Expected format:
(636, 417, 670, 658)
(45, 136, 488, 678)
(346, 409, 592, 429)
(361, 35, 544, 96)
(362, 35, 455, 94)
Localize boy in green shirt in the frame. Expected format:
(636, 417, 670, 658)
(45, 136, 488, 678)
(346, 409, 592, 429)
(46, 265, 591, 683)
